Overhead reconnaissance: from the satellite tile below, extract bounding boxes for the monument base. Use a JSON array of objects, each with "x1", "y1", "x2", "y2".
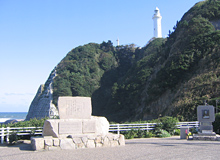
[
  {"x1": 193, "y1": 133, "x2": 220, "y2": 141},
  {"x1": 42, "y1": 116, "x2": 109, "y2": 138},
  {"x1": 31, "y1": 133, "x2": 125, "y2": 151}
]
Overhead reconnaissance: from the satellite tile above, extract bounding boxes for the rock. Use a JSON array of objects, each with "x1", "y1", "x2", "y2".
[
  {"x1": 96, "y1": 143, "x2": 103, "y2": 148},
  {"x1": 95, "y1": 136, "x2": 102, "y2": 143},
  {"x1": 60, "y1": 139, "x2": 75, "y2": 149},
  {"x1": 103, "y1": 137, "x2": 110, "y2": 147},
  {"x1": 119, "y1": 135, "x2": 125, "y2": 146},
  {"x1": 82, "y1": 137, "x2": 88, "y2": 145},
  {"x1": 113, "y1": 134, "x2": 119, "y2": 140},
  {"x1": 76, "y1": 143, "x2": 86, "y2": 149},
  {"x1": 110, "y1": 140, "x2": 119, "y2": 147},
  {"x1": 87, "y1": 135, "x2": 96, "y2": 140},
  {"x1": 92, "y1": 116, "x2": 109, "y2": 135},
  {"x1": 42, "y1": 119, "x2": 59, "y2": 138},
  {"x1": 44, "y1": 137, "x2": 53, "y2": 146},
  {"x1": 53, "y1": 138, "x2": 60, "y2": 146},
  {"x1": 26, "y1": 70, "x2": 58, "y2": 120},
  {"x1": 86, "y1": 140, "x2": 95, "y2": 148},
  {"x1": 72, "y1": 137, "x2": 82, "y2": 144},
  {"x1": 31, "y1": 137, "x2": 44, "y2": 151}
]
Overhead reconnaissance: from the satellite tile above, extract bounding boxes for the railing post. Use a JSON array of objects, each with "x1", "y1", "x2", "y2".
[
  {"x1": 1, "y1": 127, "x2": 4, "y2": 144},
  {"x1": 117, "y1": 124, "x2": 120, "y2": 135},
  {"x1": 6, "y1": 127, "x2": 10, "y2": 143},
  {"x1": 147, "y1": 123, "x2": 149, "y2": 132}
]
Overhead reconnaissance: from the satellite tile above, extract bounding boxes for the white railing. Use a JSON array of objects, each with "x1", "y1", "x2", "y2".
[
  {"x1": 0, "y1": 127, "x2": 43, "y2": 144},
  {"x1": 109, "y1": 121, "x2": 199, "y2": 135},
  {"x1": 109, "y1": 123, "x2": 157, "y2": 135},
  {"x1": 176, "y1": 121, "x2": 199, "y2": 129},
  {"x1": 0, "y1": 121, "x2": 199, "y2": 144}
]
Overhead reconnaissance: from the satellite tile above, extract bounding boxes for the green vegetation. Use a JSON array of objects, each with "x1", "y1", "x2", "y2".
[
  {"x1": 183, "y1": 0, "x2": 220, "y2": 21},
  {"x1": 153, "y1": 116, "x2": 179, "y2": 135},
  {"x1": 29, "y1": 0, "x2": 220, "y2": 122},
  {"x1": 2, "y1": 118, "x2": 47, "y2": 128},
  {"x1": 53, "y1": 42, "x2": 118, "y2": 106},
  {"x1": 121, "y1": 130, "x2": 155, "y2": 139},
  {"x1": 9, "y1": 132, "x2": 18, "y2": 144},
  {"x1": 213, "y1": 113, "x2": 220, "y2": 134},
  {"x1": 155, "y1": 129, "x2": 171, "y2": 138},
  {"x1": 119, "y1": 116, "x2": 179, "y2": 139}
]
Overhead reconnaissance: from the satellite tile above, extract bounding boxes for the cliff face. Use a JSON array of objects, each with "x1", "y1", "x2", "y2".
[
  {"x1": 26, "y1": 0, "x2": 220, "y2": 122},
  {"x1": 26, "y1": 70, "x2": 58, "y2": 120}
]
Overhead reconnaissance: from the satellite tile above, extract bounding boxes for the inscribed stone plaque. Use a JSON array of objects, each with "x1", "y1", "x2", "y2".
[
  {"x1": 202, "y1": 130, "x2": 212, "y2": 134},
  {"x1": 58, "y1": 97, "x2": 92, "y2": 119},
  {"x1": 197, "y1": 105, "x2": 215, "y2": 122},
  {"x1": 59, "y1": 121, "x2": 82, "y2": 134},
  {"x1": 82, "y1": 120, "x2": 96, "y2": 133}
]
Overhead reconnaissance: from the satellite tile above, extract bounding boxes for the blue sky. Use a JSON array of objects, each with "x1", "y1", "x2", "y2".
[{"x1": 0, "y1": 0, "x2": 202, "y2": 112}]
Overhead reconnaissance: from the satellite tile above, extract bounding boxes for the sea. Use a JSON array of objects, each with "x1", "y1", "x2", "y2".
[{"x1": 0, "y1": 112, "x2": 27, "y2": 123}]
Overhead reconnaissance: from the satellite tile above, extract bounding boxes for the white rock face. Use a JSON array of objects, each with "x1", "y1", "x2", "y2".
[{"x1": 26, "y1": 69, "x2": 59, "y2": 120}]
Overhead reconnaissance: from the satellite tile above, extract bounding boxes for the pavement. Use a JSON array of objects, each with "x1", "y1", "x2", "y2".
[{"x1": 0, "y1": 136, "x2": 220, "y2": 160}]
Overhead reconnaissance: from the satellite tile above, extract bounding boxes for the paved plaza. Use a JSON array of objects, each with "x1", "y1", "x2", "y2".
[{"x1": 1, "y1": 136, "x2": 220, "y2": 160}]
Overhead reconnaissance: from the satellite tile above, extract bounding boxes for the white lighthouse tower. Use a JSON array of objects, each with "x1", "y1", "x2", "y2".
[{"x1": 152, "y1": 7, "x2": 162, "y2": 38}]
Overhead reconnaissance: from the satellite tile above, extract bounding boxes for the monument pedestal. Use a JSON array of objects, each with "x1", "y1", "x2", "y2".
[
  {"x1": 31, "y1": 133, "x2": 125, "y2": 151},
  {"x1": 193, "y1": 133, "x2": 217, "y2": 141}
]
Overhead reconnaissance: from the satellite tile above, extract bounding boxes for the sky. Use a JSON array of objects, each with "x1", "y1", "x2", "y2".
[{"x1": 0, "y1": 0, "x2": 202, "y2": 112}]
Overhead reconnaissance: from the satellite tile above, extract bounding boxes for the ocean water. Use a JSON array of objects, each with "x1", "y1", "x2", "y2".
[{"x1": 0, "y1": 112, "x2": 27, "y2": 123}]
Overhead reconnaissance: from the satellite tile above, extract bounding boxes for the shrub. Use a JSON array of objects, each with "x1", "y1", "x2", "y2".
[
  {"x1": 155, "y1": 129, "x2": 171, "y2": 138},
  {"x1": 213, "y1": 113, "x2": 220, "y2": 134},
  {"x1": 174, "y1": 129, "x2": 180, "y2": 135},
  {"x1": 121, "y1": 129, "x2": 155, "y2": 139},
  {"x1": 7, "y1": 117, "x2": 48, "y2": 128},
  {"x1": 136, "y1": 129, "x2": 146, "y2": 138},
  {"x1": 144, "y1": 131, "x2": 155, "y2": 138},
  {"x1": 122, "y1": 129, "x2": 138, "y2": 139},
  {"x1": 157, "y1": 116, "x2": 179, "y2": 135},
  {"x1": 189, "y1": 127, "x2": 198, "y2": 134},
  {"x1": 9, "y1": 132, "x2": 18, "y2": 144}
]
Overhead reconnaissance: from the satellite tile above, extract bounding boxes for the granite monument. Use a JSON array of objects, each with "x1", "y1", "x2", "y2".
[{"x1": 31, "y1": 96, "x2": 125, "y2": 150}]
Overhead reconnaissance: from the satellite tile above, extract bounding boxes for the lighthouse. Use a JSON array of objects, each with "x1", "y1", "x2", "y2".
[{"x1": 152, "y1": 7, "x2": 162, "y2": 38}]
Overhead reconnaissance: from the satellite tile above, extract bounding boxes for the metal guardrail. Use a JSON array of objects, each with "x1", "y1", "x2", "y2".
[{"x1": 0, "y1": 121, "x2": 199, "y2": 144}]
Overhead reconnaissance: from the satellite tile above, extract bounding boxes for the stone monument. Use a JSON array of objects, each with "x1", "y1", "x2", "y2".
[
  {"x1": 31, "y1": 96, "x2": 125, "y2": 150},
  {"x1": 193, "y1": 105, "x2": 220, "y2": 141}
]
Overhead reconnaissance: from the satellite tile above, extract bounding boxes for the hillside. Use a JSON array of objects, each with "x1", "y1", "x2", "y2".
[{"x1": 26, "y1": 0, "x2": 220, "y2": 122}]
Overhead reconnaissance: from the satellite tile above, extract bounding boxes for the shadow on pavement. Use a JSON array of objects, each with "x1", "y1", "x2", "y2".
[{"x1": 0, "y1": 141, "x2": 33, "y2": 151}]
